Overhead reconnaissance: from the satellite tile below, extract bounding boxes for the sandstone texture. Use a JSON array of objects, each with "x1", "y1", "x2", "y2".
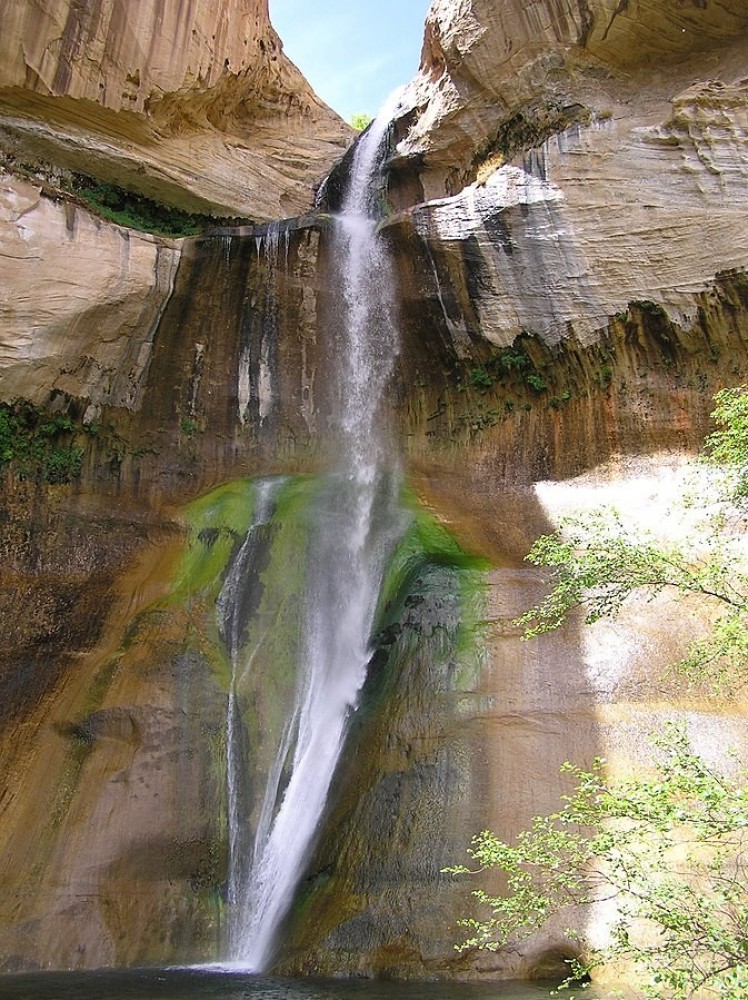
[
  {"x1": 395, "y1": 0, "x2": 748, "y2": 200},
  {"x1": 0, "y1": 173, "x2": 180, "y2": 408},
  {"x1": 0, "y1": 0, "x2": 352, "y2": 221},
  {"x1": 1, "y1": 208, "x2": 748, "y2": 976},
  {"x1": 373, "y1": 0, "x2": 748, "y2": 351}
]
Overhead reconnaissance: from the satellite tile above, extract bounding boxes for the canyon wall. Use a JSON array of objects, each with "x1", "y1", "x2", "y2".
[
  {"x1": 1, "y1": 0, "x2": 748, "y2": 984},
  {"x1": 0, "y1": 0, "x2": 351, "y2": 220}
]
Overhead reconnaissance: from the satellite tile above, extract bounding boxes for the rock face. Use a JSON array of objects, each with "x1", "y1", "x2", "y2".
[
  {"x1": 1, "y1": 0, "x2": 748, "y2": 986},
  {"x1": 0, "y1": 0, "x2": 352, "y2": 220},
  {"x1": 0, "y1": 173, "x2": 180, "y2": 408},
  {"x1": 393, "y1": 0, "x2": 748, "y2": 202}
]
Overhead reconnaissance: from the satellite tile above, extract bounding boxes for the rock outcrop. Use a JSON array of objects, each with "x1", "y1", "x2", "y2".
[
  {"x1": 0, "y1": 0, "x2": 352, "y2": 221},
  {"x1": 393, "y1": 0, "x2": 748, "y2": 201},
  {"x1": 0, "y1": 173, "x2": 181, "y2": 408}
]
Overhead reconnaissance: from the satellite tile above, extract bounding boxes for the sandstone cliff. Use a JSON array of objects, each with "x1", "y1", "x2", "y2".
[
  {"x1": 0, "y1": 0, "x2": 352, "y2": 221},
  {"x1": 395, "y1": 0, "x2": 748, "y2": 200},
  {"x1": 1, "y1": 0, "x2": 748, "y2": 986}
]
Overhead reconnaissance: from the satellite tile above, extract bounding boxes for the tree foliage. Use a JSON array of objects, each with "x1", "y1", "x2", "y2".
[
  {"x1": 350, "y1": 113, "x2": 373, "y2": 132},
  {"x1": 449, "y1": 727, "x2": 748, "y2": 998},
  {"x1": 705, "y1": 386, "x2": 748, "y2": 505},
  {"x1": 448, "y1": 388, "x2": 748, "y2": 998},
  {"x1": 515, "y1": 386, "x2": 748, "y2": 696}
]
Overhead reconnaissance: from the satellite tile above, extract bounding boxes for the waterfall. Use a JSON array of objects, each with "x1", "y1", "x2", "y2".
[
  {"x1": 217, "y1": 476, "x2": 286, "y2": 942},
  {"x1": 223, "y1": 97, "x2": 404, "y2": 970}
]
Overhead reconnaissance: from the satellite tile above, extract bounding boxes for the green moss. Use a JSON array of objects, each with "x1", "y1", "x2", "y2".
[
  {"x1": 168, "y1": 480, "x2": 258, "y2": 604},
  {"x1": 374, "y1": 489, "x2": 490, "y2": 682},
  {"x1": 161, "y1": 476, "x2": 318, "y2": 787},
  {"x1": 69, "y1": 175, "x2": 246, "y2": 238},
  {"x1": 378, "y1": 495, "x2": 487, "y2": 609},
  {"x1": 45, "y1": 656, "x2": 124, "y2": 838},
  {"x1": 233, "y1": 476, "x2": 320, "y2": 748},
  {"x1": 81, "y1": 657, "x2": 121, "y2": 718},
  {"x1": 48, "y1": 733, "x2": 92, "y2": 830},
  {"x1": 159, "y1": 477, "x2": 491, "y2": 855}
]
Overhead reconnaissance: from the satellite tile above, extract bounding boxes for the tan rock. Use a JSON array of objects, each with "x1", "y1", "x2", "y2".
[
  {"x1": 377, "y1": 0, "x2": 748, "y2": 364},
  {"x1": 396, "y1": 0, "x2": 748, "y2": 200},
  {"x1": 2, "y1": 0, "x2": 748, "y2": 983},
  {"x1": 0, "y1": 172, "x2": 180, "y2": 408},
  {"x1": 0, "y1": 0, "x2": 353, "y2": 220},
  {"x1": 388, "y1": 74, "x2": 748, "y2": 350}
]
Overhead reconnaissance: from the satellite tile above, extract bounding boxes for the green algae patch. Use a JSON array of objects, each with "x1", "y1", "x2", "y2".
[
  {"x1": 379, "y1": 490, "x2": 491, "y2": 599},
  {"x1": 373, "y1": 489, "x2": 492, "y2": 690},
  {"x1": 159, "y1": 474, "x2": 320, "y2": 831},
  {"x1": 228, "y1": 475, "x2": 321, "y2": 791},
  {"x1": 167, "y1": 479, "x2": 257, "y2": 605}
]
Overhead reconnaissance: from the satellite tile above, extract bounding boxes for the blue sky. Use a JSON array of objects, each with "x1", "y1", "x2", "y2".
[{"x1": 269, "y1": 0, "x2": 431, "y2": 123}]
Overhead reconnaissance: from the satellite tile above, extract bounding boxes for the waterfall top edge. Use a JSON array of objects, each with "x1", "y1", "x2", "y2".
[{"x1": 190, "y1": 212, "x2": 334, "y2": 243}]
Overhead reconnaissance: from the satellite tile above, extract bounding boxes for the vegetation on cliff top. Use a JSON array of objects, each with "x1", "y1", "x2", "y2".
[
  {"x1": 350, "y1": 114, "x2": 374, "y2": 132},
  {"x1": 449, "y1": 387, "x2": 748, "y2": 999}
]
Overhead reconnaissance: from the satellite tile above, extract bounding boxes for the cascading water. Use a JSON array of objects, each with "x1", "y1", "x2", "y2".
[
  {"x1": 222, "y1": 98, "x2": 405, "y2": 970},
  {"x1": 217, "y1": 476, "x2": 287, "y2": 944}
]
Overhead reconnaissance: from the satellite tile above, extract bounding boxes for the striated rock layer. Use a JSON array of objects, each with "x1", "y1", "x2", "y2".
[
  {"x1": 0, "y1": 0, "x2": 352, "y2": 221},
  {"x1": 0, "y1": 174, "x2": 181, "y2": 408},
  {"x1": 1, "y1": 0, "x2": 748, "y2": 985},
  {"x1": 393, "y1": 0, "x2": 748, "y2": 202}
]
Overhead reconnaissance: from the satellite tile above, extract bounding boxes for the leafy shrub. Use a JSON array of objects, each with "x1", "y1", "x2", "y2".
[
  {"x1": 0, "y1": 399, "x2": 84, "y2": 483},
  {"x1": 469, "y1": 367, "x2": 493, "y2": 389},
  {"x1": 497, "y1": 349, "x2": 530, "y2": 373},
  {"x1": 526, "y1": 373, "x2": 548, "y2": 392},
  {"x1": 45, "y1": 446, "x2": 84, "y2": 484}
]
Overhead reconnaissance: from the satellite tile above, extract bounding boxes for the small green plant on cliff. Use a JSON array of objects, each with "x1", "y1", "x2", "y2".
[
  {"x1": 447, "y1": 387, "x2": 748, "y2": 998},
  {"x1": 469, "y1": 367, "x2": 494, "y2": 389},
  {"x1": 525, "y1": 372, "x2": 548, "y2": 392},
  {"x1": 496, "y1": 347, "x2": 531, "y2": 374},
  {"x1": 0, "y1": 400, "x2": 84, "y2": 483},
  {"x1": 181, "y1": 416, "x2": 199, "y2": 437}
]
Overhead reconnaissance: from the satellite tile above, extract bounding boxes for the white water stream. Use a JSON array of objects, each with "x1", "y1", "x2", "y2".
[{"x1": 220, "y1": 98, "x2": 404, "y2": 970}]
